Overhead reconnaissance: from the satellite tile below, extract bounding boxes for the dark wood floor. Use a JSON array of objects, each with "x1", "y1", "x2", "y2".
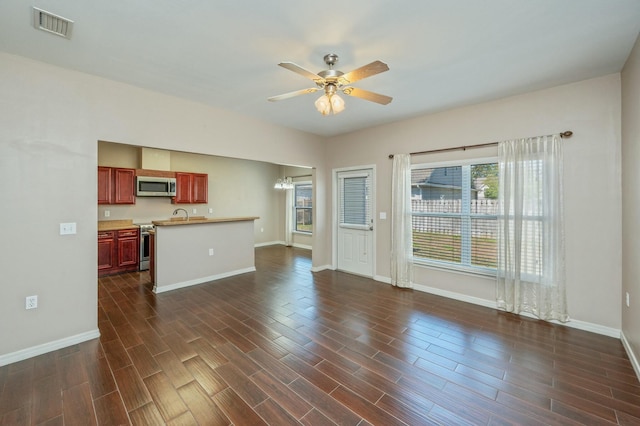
[{"x1": 1, "y1": 245, "x2": 640, "y2": 425}]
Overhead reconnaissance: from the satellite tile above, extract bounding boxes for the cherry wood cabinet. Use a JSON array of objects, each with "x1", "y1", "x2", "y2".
[
  {"x1": 117, "y1": 229, "x2": 139, "y2": 268},
  {"x1": 97, "y1": 231, "x2": 115, "y2": 272},
  {"x1": 98, "y1": 228, "x2": 139, "y2": 277},
  {"x1": 174, "y1": 172, "x2": 208, "y2": 204},
  {"x1": 97, "y1": 167, "x2": 112, "y2": 205},
  {"x1": 98, "y1": 167, "x2": 136, "y2": 205},
  {"x1": 192, "y1": 173, "x2": 208, "y2": 203},
  {"x1": 113, "y1": 168, "x2": 136, "y2": 204},
  {"x1": 174, "y1": 172, "x2": 193, "y2": 204}
]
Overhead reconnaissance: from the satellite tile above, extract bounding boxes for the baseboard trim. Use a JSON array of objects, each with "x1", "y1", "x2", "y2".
[
  {"x1": 621, "y1": 331, "x2": 640, "y2": 381},
  {"x1": 374, "y1": 275, "x2": 392, "y2": 284},
  {"x1": 154, "y1": 267, "x2": 256, "y2": 294},
  {"x1": 292, "y1": 243, "x2": 312, "y2": 250},
  {"x1": 311, "y1": 265, "x2": 333, "y2": 273},
  {"x1": 0, "y1": 329, "x2": 100, "y2": 367},
  {"x1": 377, "y1": 278, "x2": 622, "y2": 338},
  {"x1": 254, "y1": 241, "x2": 283, "y2": 248}
]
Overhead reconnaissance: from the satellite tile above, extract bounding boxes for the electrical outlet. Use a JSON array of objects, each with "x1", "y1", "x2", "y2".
[
  {"x1": 208, "y1": 208, "x2": 213, "y2": 214},
  {"x1": 626, "y1": 292, "x2": 630, "y2": 307},
  {"x1": 104, "y1": 210, "x2": 110, "y2": 217},
  {"x1": 260, "y1": 228, "x2": 264, "y2": 233},
  {"x1": 192, "y1": 208, "x2": 197, "y2": 214},
  {"x1": 26, "y1": 295, "x2": 38, "y2": 310},
  {"x1": 208, "y1": 248, "x2": 214, "y2": 256}
]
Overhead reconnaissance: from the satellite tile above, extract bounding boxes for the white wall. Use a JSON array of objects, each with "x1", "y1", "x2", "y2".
[
  {"x1": 0, "y1": 52, "x2": 326, "y2": 361},
  {"x1": 622, "y1": 33, "x2": 640, "y2": 369},
  {"x1": 325, "y1": 74, "x2": 622, "y2": 331}
]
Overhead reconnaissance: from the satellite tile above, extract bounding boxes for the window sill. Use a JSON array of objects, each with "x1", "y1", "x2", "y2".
[
  {"x1": 292, "y1": 231, "x2": 312, "y2": 236},
  {"x1": 413, "y1": 259, "x2": 496, "y2": 279}
]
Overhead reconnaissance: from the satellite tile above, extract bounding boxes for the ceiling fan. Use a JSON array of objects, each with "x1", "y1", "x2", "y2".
[{"x1": 268, "y1": 53, "x2": 392, "y2": 116}]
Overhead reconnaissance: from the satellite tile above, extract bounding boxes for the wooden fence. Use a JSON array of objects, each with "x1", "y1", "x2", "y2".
[{"x1": 412, "y1": 199, "x2": 498, "y2": 238}]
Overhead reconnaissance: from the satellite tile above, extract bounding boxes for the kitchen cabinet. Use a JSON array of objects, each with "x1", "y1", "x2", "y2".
[
  {"x1": 192, "y1": 173, "x2": 208, "y2": 203},
  {"x1": 97, "y1": 166, "x2": 136, "y2": 205},
  {"x1": 174, "y1": 172, "x2": 208, "y2": 204},
  {"x1": 98, "y1": 227, "x2": 139, "y2": 276},
  {"x1": 117, "y1": 229, "x2": 139, "y2": 268},
  {"x1": 97, "y1": 231, "x2": 115, "y2": 272},
  {"x1": 114, "y1": 168, "x2": 136, "y2": 204},
  {"x1": 97, "y1": 167, "x2": 112, "y2": 204}
]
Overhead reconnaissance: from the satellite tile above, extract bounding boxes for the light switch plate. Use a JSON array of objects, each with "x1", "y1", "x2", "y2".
[
  {"x1": 379, "y1": 212, "x2": 387, "y2": 220},
  {"x1": 59, "y1": 222, "x2": 77, "y2": 235}
]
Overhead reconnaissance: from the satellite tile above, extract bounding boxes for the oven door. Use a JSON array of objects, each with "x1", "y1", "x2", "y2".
[{"x1": 139, "y1": 231, "x2": 150, "y2": 271}]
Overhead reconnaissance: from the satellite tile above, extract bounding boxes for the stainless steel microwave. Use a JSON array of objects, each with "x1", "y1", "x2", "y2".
[{"x1": 136, "y1": 176, "x2": 176, "y2": 197}]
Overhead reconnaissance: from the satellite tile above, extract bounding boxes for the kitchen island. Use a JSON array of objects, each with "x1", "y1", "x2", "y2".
[{"x1": 151, "y1": 216, "x2": 259, "y2": 293}]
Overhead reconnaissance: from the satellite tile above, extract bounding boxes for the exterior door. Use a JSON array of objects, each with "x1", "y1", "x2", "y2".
[{"x1": 337, "y1": 169, "x2": 374, "y2": 277}]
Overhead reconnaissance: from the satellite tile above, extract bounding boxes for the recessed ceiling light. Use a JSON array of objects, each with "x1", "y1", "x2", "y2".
[{"x1": 32, "y1": 7, "x2": 74, "y2": 39}]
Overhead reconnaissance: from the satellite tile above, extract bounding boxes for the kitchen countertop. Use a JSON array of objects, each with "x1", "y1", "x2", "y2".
[
  {"x1": 98, "y1": 219, "x2": 139, "y2": 231},
  {"x1": 152, "y1": 216, "x2": 259, "y2": 226}
]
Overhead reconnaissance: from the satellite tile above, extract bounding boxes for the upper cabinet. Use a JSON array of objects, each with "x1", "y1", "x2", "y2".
[
  {"x1": 175, "y1": 172, "x2": 208, "y2": 204},
  {"x1": 97, "y1": 167, "x2": 112, "y2": 204},
  {"x1": 98, "y1": 166, "x2": 207, "y2": 205},
  {"x1": 192, "y1": 173, "x2": 208, "y2": 204},
  {"x1": 98, "y1": 167, "x2": 136, "y2": 205},
  {"x1": 114, "y1": 168, "x2": 136, "y2": 204}
]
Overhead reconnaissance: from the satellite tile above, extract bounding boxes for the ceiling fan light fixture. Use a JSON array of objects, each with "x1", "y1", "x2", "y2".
[
  {"x1": 270, "y1": 53, "x2": 391, "y2": 115},
  {"x1": 315, "y1": 94, "x2": 331, "y2": 115},
  {"x1": 315, "y1": 93, "x2": 345, "y2": 116},
  {"x1": 331, "y1": 94, "x2": 345, "y2": 114}
]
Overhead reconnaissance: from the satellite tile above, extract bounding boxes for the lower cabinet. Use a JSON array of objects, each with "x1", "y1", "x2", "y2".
[
  {"x1": 117, "y1": 229, "x2": 139, "y2": 268},
  {"x1": 98, "y1": 231, "x2": 115, "y2": 272},
  {"x1": 98, "y1": 228, "x2": 139, "y2": 277}
]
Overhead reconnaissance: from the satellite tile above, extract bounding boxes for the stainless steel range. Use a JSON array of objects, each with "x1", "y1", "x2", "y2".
[{"x1": 137, "y1": 223, "x2": 155, "y2": 271}]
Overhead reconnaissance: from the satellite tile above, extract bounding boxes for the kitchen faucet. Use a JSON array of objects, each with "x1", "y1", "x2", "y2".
[{"x1": 172, "y1": 208, "x2": 189, "y2": 221}]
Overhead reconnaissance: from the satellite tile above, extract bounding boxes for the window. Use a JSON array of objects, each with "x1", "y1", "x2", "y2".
[
  {"x1": 339, "y1": 173, "x2": 371, "y2": 228},
  {"x1": 294, "y1": 183, "x2": 312, "y2": 233},
  {"x1": 411, "y1": 160, "x2": 498, "y2": 274}
]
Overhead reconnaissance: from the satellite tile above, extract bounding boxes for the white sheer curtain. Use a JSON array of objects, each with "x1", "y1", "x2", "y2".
[
  {"x1": 496, "y1": 134, "x2": 568, "y2": 322},
  {"x1": 391, "y1": 154, "x2": 413, "y2": 288},
  {"x1": 284, "y1": 188, "x2": 293, "y2": 246}
]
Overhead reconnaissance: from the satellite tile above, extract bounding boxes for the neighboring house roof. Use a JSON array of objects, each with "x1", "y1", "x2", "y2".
[{"x1": 412, "y1": 167, "x2": 463, "y2": 190}]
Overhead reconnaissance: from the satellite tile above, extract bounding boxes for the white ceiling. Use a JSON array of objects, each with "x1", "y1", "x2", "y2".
[{"x1": 2, "y1": 1, "x2": 640, "y2": 137}]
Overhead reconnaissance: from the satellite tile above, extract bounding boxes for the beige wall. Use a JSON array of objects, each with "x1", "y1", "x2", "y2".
[
  {"x1": 98, "y1": 142, "x2": 284, "y2": 246},
  {"x1": 325, "y1": 74, "x2": 623, "y2": 330},
  {"x1": 154, "y1": 221, "x2": 255, "y2": 292},
  {"x1": 0, "y1": 48, "x2": 628, "y2": 362},
  {"x1": 622, "y1": 33, "x2": 640, "y2": 370},
  {"x1": 0, "y1": 52, "x2": 325, "y2": 360}
]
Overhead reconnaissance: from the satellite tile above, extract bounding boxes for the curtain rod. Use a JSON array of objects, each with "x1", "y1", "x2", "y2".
[
  {"x1": 388, "y1": 130, "x2": 573, "y2": 159},
  {"x1": 287, "y1": 174, "x2": 312, "y2": 179}
]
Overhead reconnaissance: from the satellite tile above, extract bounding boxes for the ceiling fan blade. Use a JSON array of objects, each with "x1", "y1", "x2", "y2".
[
  {"x1": 342, "y1": 87, "x2": 392, "y2": 105},
  {"x1": 268, "y1": 87, "x2": 320, "y2": 102},
  {"x1": 339, "y1": 60, "x2": 389, "y2": 85},
  {"x1": 278, "y1": 62, "x2": 324, "y2": 84}
]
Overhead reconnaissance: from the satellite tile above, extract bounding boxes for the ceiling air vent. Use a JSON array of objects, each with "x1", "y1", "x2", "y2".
[{"x1": 32, "y1": 7, "x2": 74, "y2": 39}]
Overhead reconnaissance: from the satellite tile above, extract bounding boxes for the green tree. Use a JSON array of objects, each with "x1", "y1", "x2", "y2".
[{"x1": 471, "y1": 163, "x2": 498, "y2": 199}]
